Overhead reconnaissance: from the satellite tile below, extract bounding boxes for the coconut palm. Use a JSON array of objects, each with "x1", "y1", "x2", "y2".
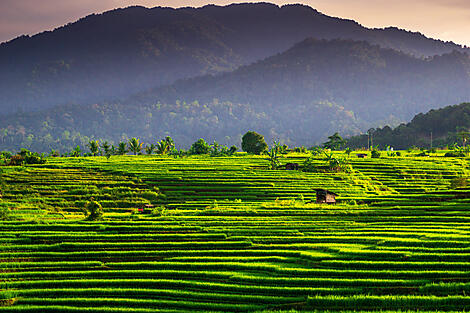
[
  {"x1": 128, "y1": 138, "x2": 143, "y2": 155},
  {"x1": 87, "y1": 140, "x2": 100, "y2": 156}
]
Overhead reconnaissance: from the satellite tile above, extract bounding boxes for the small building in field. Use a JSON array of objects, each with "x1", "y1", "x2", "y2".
[
  {"x1": 356, "y1": 153, "x2": 368, "y2": 158},
  {"x1": 315, "y1": 189, "x2": 338, "y2": 204},
  {"x1": 138, "y1": 204, "x2": 154, "y2": 213},
  {"x1": 285, "y1": 163, "x2": 300, "y2": 170}
]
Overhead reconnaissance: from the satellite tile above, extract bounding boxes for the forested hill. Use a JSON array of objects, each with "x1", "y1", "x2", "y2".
[
  {"x1": 1, "y1": 2, "x2": 468, "y2": 114},
  {"x1": 1, "y1": 39, "x2": 470, "y2": 153},
  {"x1": 346, "y1": 102, "x2": 470, "y2": 149},
  {"x1": 146, "y1": 38, "x2": 470, "y2": 124}
]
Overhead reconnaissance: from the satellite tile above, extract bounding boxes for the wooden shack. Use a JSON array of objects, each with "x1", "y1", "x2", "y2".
[
  {"x1": 315, "y1": 189, "x2": 338, "y2": 204},
  {"x1": 285, "y1": 163, "x2": 299, "y2": 170}
]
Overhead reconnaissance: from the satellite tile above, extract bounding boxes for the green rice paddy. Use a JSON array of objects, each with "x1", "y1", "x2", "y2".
[{"x1": 1, "y1": 152, "x2": 470, "y2": 312}]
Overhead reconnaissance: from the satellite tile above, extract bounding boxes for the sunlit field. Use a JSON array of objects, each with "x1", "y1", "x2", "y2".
[{"x1": 1, "y1": 151, "x2": 470, "y2": 312}]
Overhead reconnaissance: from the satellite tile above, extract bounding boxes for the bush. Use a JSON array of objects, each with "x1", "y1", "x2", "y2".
[
  {"x1": 7, "y1": 155, "x2": 24, "y2": 166},
  {"x1": 371, "y1": 150, "x2": 381, "y2": 158},
  {"x1": 450, "y1": 177, "x2": 468, "y2": 189},
  {"x1": 241, "y1": 131, "x2": 268, "y2": 155},
  {"x1": 445, "y1": 151, "x2": 466, "y2": 157},
  {"x1": 83, "y1": 198, "x2": 104, "y2": 221}
]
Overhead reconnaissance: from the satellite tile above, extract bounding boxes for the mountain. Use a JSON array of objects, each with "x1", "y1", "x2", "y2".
[
  {"x1": 346, "y1": 102, "x2": 470, "y2": 149},
  {"x1": 1, "y1": 38, "x2": 469, "y2": 153},
  {"x1": 147, "y1": 38, "x2": 470, "y2": 125},
  {"x1": 1, "y1": 2, "x2": 468, "y2": 114}
]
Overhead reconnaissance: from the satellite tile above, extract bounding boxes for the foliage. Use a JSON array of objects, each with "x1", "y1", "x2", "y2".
[
  {"x1": 241, "y1": 131, "x2": 268, "y2": 155},
  {"x1": 266, "y1": 141, "x2": 281, "y2": 170},
  {"x1": 450, "y1": 177, "x2": 468, "y2": 189},
  {"x1": 87, "y1": 140, "x2": 100, "y2": 156},
  {"x1": 323, "y1": 132, "x2": 346, "y2": 150},
  {"x1": 371, "y1": 150, "x2": 381, "y2": 158},
  {"x1": 145, "y1": 144, "x2": 156, "y2": 155},
  {"x1": 189, "y1": 138, "x2": 211, "y2": 155},
  {"x1": 70, "y1": 145, "x2": 81, "y2": 157},
  {"x1": 128, "y1": 138, "x2": 143, "y2": 155},
  {"x1": 8, "y1": 149, "x2": 47, "y2": 165},
  {"x1": 117, "y1": 142, "x2": 128, "y2": 155},
  {"x1": 83, "y1": 198, "x2": 104, "y2": 221},
  {"x1": 347, "y1": 103, "x2": 470, "y2": 150},
  {"x1": 101, "y1": 141, "x2": 112, "y2": 157}
]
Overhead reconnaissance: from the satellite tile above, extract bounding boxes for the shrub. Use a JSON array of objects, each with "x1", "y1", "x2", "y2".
[
  {"x1": 445, "y1": 151, "x2": 466, "y2": 157},
  {"x1": 83, "y1": 198, "x2": 104, "y2": 221},
  {"x1": 450, "y1": 177, "x2": 468, "y2": 189},
  {"x1": 7, "y1": 155, "x2": 24, "y2": 166},
  {"x1": 371, "y1": 150, "x2": 381, "y2": 158}
]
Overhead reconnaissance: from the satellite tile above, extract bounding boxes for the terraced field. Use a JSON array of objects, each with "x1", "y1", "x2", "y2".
[{"x1": 1, "y1": 152, "x2": 470, "y2": 312}]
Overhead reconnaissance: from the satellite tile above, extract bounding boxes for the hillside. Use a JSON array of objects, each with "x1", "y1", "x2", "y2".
[
  {"x1": 346, "y1": 102, "x2": 470, "y2": 149},
  {"x1": 1, "y1": 2, "x2": 468, "y2": 114},
  {"x1": 150, "y1": 38, "x2": 470, "y2": 124},
  {"x1": 1, "y1": 38, "x2": 470, "y2": 152}
]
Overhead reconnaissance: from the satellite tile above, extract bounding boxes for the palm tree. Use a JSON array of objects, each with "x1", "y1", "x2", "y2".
[
  {"x1": 117, "y1": 142, "x2": 128, "y2": 155},
  {"x1": 101, "y1": 141, "x2": 111, "y2": 156},
  {"x1": 128, "y1": 138, "x2": 143, "y2": 155},
  {"x1": 87, "y1": 140, "x2": 100, "y2": 156},
  {"x1": 156, "y1": 140, "x2": 169, "y2": 155}
]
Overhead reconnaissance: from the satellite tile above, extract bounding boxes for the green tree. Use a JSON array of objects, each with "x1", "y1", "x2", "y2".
[
  {"x1": 241, "y1": 131, "x2": 268, "y2": 155},
  {"x1": 189, "y1": 138, "x2": 211, "y2": 155},
  {"x1": 323, "y1": 132, "x2": 346, "y2": 150},
  {"x1": 156, "y1": 136, "x2": 175, "y2": 155},
  {"x1": 128, "y1": 138, "x2": 143, "y2": 155},
  {"x1": 87, "y1": 140, "x2": 100, "y2": 156},
  {"x1": 117, "y1": 142, "x2": 128, "y2": 155},
  {"x1": 101, "y1": 141, "x2": 111, "y2": 156}
]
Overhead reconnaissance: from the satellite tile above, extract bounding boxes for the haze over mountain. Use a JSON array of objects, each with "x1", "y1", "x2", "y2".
[
  {"x1": 1, "y1": 3, "x2": 468, "y2": 115},
  {"x1": 2, "y1": 37, "x2": 470, "y2": 152}
]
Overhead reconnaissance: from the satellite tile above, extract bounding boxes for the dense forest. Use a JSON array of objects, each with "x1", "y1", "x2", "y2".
[
  {"x1": 1, "y1": 3, "x2": 468, "y2": 114},
  {"x1": 346, "y1": 102, "x2": 470, "y2": 149}
]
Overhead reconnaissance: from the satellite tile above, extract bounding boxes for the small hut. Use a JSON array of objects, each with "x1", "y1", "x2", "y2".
[
  {"x1": 315, "y1": 189, "x2": 338, "y2": 204},
  {"x1": 356, "y1": 153, "x2": 368, "y2": 158},
  {"x1": 285, "y1": 163, "x2": 300, "y2": 170},
  {"x1": 138, "y1": 204, "x2": 154, "y2": 213}
]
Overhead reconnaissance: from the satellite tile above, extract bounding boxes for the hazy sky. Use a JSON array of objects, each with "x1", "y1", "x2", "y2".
[{"x1": 1, "y1": 0, "x2": 470, "y2": 46}]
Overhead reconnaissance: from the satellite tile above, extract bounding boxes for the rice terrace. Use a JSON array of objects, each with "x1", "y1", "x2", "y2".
[
  {"x1": 2, "y1": 1, "x2": 470, "y2": 312},
  {"x1": 2, "y1": 143, "x2": 470, "y2": 312}
]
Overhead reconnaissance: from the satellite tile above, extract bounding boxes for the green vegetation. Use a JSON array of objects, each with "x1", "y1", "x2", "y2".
[
  {"x1": 347, "y1": 102, "x2": 470, "y2": 149},
  {"x1": 242, "y1": 131, "x2": 268, "y2": 155},
  {"x1": 1, "y1": 149, "x2": 470, "y2": 312}
]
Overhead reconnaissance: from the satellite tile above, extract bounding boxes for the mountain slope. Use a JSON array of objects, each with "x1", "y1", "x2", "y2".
[
  {"x1": 346, "y1": 102, "x2": 470, "y2": 149},
  {"x1": 147, "y1": 38, "x2": 470, "y2": 124},
  {"x1": 1, "y1": 2, "x2": 468, "y2": 114},
  {"x1": 2, "y1": 38, "x2": 469, "y2": 152}
]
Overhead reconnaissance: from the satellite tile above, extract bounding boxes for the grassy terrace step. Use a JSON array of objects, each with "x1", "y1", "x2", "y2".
[{"x1": 1, "y1": 153, "x2": 470, "y2": 311}]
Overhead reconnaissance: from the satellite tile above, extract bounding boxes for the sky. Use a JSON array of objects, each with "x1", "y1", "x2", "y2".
[{"x1": 1, "y1": 0, "x2": 470, "y2": 46}]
